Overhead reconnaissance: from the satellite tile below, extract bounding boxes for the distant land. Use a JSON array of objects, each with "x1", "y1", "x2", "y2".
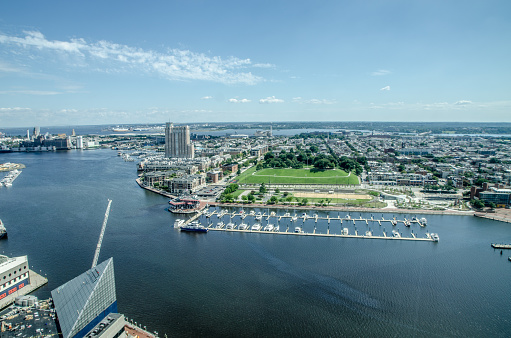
[{"x1": 2, "y1": 121, "x2": 511, "y2": 136}]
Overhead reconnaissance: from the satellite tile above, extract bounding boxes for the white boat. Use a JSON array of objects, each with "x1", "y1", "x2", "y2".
[
  {"x1": 342, "y1": 228, "x2": 349, "y2": 235},
  {"x1": 420, "y1": 217, "x2": 427, "y2": 225},
  {"x1": 392, "y1": 230, "x2": 401, "y2": 238},
  {"x1": 365, "y1": 230, "x2": 372, "y2": 237},
  {"x1": 284, "y1": 213, "x2": 291, "y2": 217},
  {"x1": 174, "y1": 219, "x2": 185, "y2": 228},
  {"x1": 391, "y1": 220, "x2": 397, "y2": 226},
  {"x1": 291, "y1": 216, "x2": 298, "y2": 222},
  {"x1": 302, "y1": 213, "x2": 309, "y2": 218},
  {"x1": 249, "y1": 210, "x2": 255, "y2": 215},
  {"x1": 238, "y1": 223, "x2": 248, "y2": 230},
  {"x1": 346, "y1": 214, "x2": 351, "y2": 220},
  {"x1": 294, "y1": 226, "x2": 303, "y2": 233},
  {"x1": 270, "y1": 211, "x2": 276, "y2": 216},
  {"x1": 255, "y1": 212, "x2": 262, "y2": 220},
  {"x1": 226, "y1": 222, "x2": 235, "y2": 230},
  {"x1": 273, "y1": 225, "x2": 279, "y2": 232},
  {"x1": 263, "y1": 224, "x2": 274, "y2": 231},
  {"x1": 431, "y1": 233, "x2": 439, "y2": 242},
  {"x1": 251, "y1": 223, "x2": 262, "y2": 231},
  {"x1": 216, "y1": 222, "x2": 224, "y2": 229}
]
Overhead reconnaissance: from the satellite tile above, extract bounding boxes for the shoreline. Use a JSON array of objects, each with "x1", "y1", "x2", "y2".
[{"x1": 209, "y1": 202, "x2": 475, "y2": 216}]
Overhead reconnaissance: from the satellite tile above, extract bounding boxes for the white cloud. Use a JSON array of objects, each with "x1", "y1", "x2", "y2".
[
  {"x1": 380, "y1": 86, "x2": 391, "y2": 91},
  {"x1": 0, "y1": 30, "x2": 267, "y2": 85},
  {"x1": 454, "y1": 100, "x2": 472, "y2": 105},
  {"x1": 259, "y1": 96, "x2": 284, "y2": 104},
  {"x1": 201, "y1": 96, "x2": 213, "y2": 100},
  {"x1": 292, "y1": 97, "x2": 336, "y2": 104},
  {"x1": 253, "y1": 63, "x2": 276, "y2": 68},
  {"x1": 372, "y1": 69, "x2": 391, "y2": 76},
  {"x1": 0, "y1": 90, "x2": 62, "y2": 95},
  {"x1": 228, "y1": 98, "x2": 251, "y2": 103}
]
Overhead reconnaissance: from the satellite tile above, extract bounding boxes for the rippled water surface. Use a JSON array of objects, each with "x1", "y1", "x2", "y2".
[{"x1": 1, "y1": 149, "x2": 511, "y2": 337}]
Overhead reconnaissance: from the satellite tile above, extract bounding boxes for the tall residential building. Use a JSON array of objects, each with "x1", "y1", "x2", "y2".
[{"x1": 165, "y1": 122, "x2": 194, "y2": 159}]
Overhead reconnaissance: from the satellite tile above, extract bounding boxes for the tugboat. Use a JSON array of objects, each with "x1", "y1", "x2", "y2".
[{"x1": 0, "y1": 219, "x2": 7, "y2": 239}]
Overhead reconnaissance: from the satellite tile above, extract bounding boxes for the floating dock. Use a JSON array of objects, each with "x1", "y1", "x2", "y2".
[
  {"x1": 491, "y1": 243, "x2": 511, "y2": 249},
  {"x1": 178, "y1": 208, "x2": 436, "y2": 242}
]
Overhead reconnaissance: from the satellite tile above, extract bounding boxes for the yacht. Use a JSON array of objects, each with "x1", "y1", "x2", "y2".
[
  {"x1": 420, "y1": 217, "x2": 427, "y2": 226},
  {"x1": 251, "y1": 223, "x2": 262, "y2": 231},
  {"x1": 392, "y1": 230, "x2": 401, "y2": 238},
  {"x1": 226, "y1": 222, "x2": 235, "y2": 230},
  {"x1": 284, "y1": 213, "x2": 291, "y2": 217},
  {"x1": 0, "y1": 219, "x2": 7, "y2": 239},
  {"x1": 255, "y1": 212, "x2": 262, "y2": 220},
  {"x1": 180, "y1": 221, "x2": 208, "y2": 233},
  {"x1": 291, "y1": 215, "x2": 298, "y2": 222},
  {"x1": 302, "y1": 212, "x2": 309, "y2": 219},
  {"x1": 346, "y1": 214, "x2": 351, "y2": 220},
  {"x1": 249, "y1": 210, "x2": 255, "y2": 215},
  {"x1": 342, "y1": 228, "x2": 349, "y2": 235},
  {"x1": 238, "y1": 223, "x2": 248, "y2": 230},
  {"x1": 391, "y1": 220, "x2": 397, "y2": 226},
  {"x1": 273, "y1": 225, "x2": 280, "y2": 232},
  {"x1": 365, "y1": 230, "x2": 372, "y2": 237},
  {"x1": 216, "y1": 222, "x2": 224, "y2": 229},
  {"x1": 263, "y1": 224, "x2": 274, "y2": 231},
  {"x1": 270, "y1": 211, "x2": 276, "y2": 216},
  {"x1": 174, "y1": 219, "x2": 185, "y2": 228},
  {"x1": 294, "y1": 226, "x2": 303, "y2": 233},
  {"x1": 431, "y1": 233, "x2": 439, "y2": 242}
]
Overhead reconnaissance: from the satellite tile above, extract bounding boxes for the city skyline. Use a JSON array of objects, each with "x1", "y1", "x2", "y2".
[{"x1": 1, "y1": 1, "x2": 511, "y2": 127}]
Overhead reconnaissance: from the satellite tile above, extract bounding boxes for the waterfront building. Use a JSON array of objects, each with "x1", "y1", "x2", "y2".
[
  {"x1": 0, "y1": 255, "x2": 30, "y2": 302},
  {"x1": 167, "y1": 173, "x2": 206, "y2": 194},
  {"x1": 165, "y1": 123, "x2": 194, "y2": 159},
  {"x1": 51, "y1": 258, "x2": 120, "y2": 338}
]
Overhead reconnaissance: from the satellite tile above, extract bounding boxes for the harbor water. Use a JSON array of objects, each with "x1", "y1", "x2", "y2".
[{"x1": 1, "y1": 149, "x2": 511, "y2": 337}]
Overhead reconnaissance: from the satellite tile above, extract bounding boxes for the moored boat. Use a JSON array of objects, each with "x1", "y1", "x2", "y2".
[
  {"x1": 0, "y1": 219, "x2": 7, "y2": 239},
  {"x1": 251, "y1": 223, "x2": 262, "y2": 231},
  {"x1": 263, "y1": 224, "x2": 274, "y2": 231},
  {"x1": 431, "y1": 233, "x2": 439, "y2": 242},
  {"x1": 180, "y1": 221, "x2": 208, "y2": 233}
]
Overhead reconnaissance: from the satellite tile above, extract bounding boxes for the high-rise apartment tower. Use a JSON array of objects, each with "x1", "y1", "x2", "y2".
[{"x1": 165, "y1": 123, "x2": 194, "y2": 159}]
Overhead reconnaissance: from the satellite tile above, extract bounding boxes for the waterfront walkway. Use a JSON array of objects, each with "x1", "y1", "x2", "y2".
[{"x1": 135, "y1": 178, "x2": 177, "y2": 199}]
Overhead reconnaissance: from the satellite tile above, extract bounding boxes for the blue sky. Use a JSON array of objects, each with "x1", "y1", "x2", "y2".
[{"x1": 1, "y1": 1, "x2": 510, "y2": 127}]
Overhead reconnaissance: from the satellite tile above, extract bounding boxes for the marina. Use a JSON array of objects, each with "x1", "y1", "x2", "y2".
[
  {"x1": 0, "y1": 170, "x2": 21, "y2": 187},
  {"x1": 176, "y1": 208, "x2": 437, "y2": 242}
]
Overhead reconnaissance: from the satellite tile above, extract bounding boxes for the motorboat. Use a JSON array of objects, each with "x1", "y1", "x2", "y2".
[
  {"x1": 392, "y1": 230, "x2": 401, "y2": 238},
  {"x1": 342, "y1": 228, "x2": 349, "y2": 235},
  {"x1": 294, "y1": 226, "x2": 302, "y2": 233},
  {"x1": 226, "y1": 222, "x2": 235, "y2": 230},
  {"x1": 238, "y1": 223, "x2": 248, "y2": 230},
  {"x1": 216, "y1": 222, "x2": 224, "y2": 229},
  {"x1": 263, "y1": 224, "x2": 274, "y2": 231},
  {"x1": 251, "y1": 223, "x2": 262, "y2": 231},
  {"x1": 431, "y1": 233, "x2": 439, "y2": 242}
]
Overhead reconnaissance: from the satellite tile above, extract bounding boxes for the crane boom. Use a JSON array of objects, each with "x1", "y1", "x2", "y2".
[{"x1": 92, "y1": 199, "x2": 112, "y2": 269}]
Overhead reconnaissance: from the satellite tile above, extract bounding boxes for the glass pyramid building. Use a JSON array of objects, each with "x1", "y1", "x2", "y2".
[{"x1": 51, "y1": 258, "x2": 117, "y2": 338}]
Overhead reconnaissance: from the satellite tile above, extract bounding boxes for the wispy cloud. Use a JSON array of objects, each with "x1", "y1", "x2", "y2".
[
  {"x1": 0, "y1": 90, "x2": 62, "y2": 95},
  {"x1": 0, "y1": 30, "x2": 267, "y2": 85},
  {"x1": 292, "y1": 97, "x2": 336, "y2": 104},
  {"x1": 454, "y1": 100, "x2": 472, "y2": 105},
  {"x1": 253, "y1": 63, "x2": 276, "y2": 68},
  {"x1": 228, "y1": 98, "x2": 251, "y2": 103},
  {"x1": 372, "y1": 69, "x2": 391, "y2": 76},
  {"x1": 201, "y1": 96, "x2": 213, "y2": 100},
  {"x1": 380, "y1": 85, "x2": 391, "y2": 91},
  {"x1": 259, "y1": 96, "x2": 284, "y2": 104}
]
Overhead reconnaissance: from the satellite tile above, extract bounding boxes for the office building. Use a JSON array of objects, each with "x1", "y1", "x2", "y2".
[{"x1": 165, "y1": 123, "x2": 194, "y2": 159}]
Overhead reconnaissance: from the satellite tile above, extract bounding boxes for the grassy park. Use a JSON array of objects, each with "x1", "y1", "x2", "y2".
[{"x1": 237, "y1": 167, "x2": 359, "y2": 185}]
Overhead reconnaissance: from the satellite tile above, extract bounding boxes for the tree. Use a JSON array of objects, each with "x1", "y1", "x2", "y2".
[
  {"x1": 314, "y1": 158, "x2": 332, "y2": 170},
  {"x1": 248, "y1": 194, "x2": 255, "y2": 203},
  {"x1": 275, "y1": 188, "x2": 280, "y2": 194},
  {"x1": 241, "y1": 195, "x2": 248, "y2": 203},
  {"x1": 471, "y1": 199, "x2": 485, "y2": 209},
  {"x1": 237, "y1": 168, "x2": 241, "y2": 175},
  {"x1": 268, "y1": 196, "x2": 278, "y2": 204},
  {"x1": 259, "y1": 183, "x2": 267, "y2": 193}
]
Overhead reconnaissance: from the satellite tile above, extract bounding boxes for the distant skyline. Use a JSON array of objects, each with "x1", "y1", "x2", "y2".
[{"x1": 1, "y1": 1, "x2": 510, "y2": 127}]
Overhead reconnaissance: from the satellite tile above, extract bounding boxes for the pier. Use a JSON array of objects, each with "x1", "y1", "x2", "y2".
[
  {"x1": 178, "y1": 208, "x2": 436, "y2": 242},
  {"x1": 491, "y1": 243, "x2": 511, "y2": 249}
]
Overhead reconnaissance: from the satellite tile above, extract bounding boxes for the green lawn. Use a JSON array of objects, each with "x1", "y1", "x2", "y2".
[{"x1": 237, "y1": 167, "x2": 359, "y2": 185}]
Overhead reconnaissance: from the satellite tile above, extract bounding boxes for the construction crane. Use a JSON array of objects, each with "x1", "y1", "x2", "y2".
[{"x1": 92, "y1": 199, "x2": 112, "y2": 269}]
